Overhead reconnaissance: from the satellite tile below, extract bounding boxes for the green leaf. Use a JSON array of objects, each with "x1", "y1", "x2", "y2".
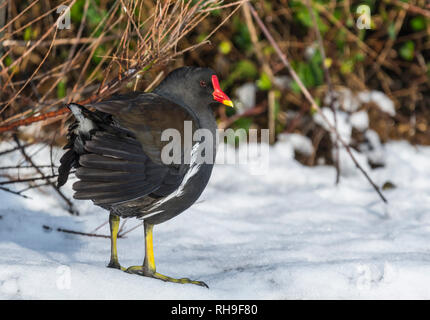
[
  {"x1": 290, "y1": 81, "x2": 301, "y2": 94},
  {"x1": 210, "y1": 9, "x2": 221, "y2": 17},
  {"x1": 340, "y1": 59, "x2": 355, "y2": 74},
  {"x1": 309, "y1": 50, "x2": 323, "y2": 86},
  {"x1": 23, "y1": 27, "x2": 32, "y2": 41},
  {"x1": 388, "y1": 23, "x2": 396, "y2": 40},
  {"x1": 399, "y1": 40, "x2": 415, "y2": 61},
  {"x1": 232, "y1": 17, "x2": 251, "y2": 51},
  {"x1": 235, "y1": 60, "x2": 258, "y2": 78},
  {"x1": 354, "y1": 53, "x2": 365, "y2": 62},
  {"x1": 410, "y1": 16, "x2": 426, "y2": 31},
  {"x1": 196, "y1": 33, "x2": 208, "y2": 43},
  {"x1": 290, "y1": 49, "x2": 324, "y2": 91},
  {"x1": 87, "y1": 6, "x2": 105, "y2": 27},
  {"x1": 71, "y1": 0, "x2": 85, "y2": 23},
  {"x1": 257, "y1": 72, "x2": 272, "y2": 91},
  {"x1": 295, "y1": 7, "x2": 328, "y2": 34},
  {"x1": 233, "y1": 117, "x2": 253, "y2": 132},
  {"x1": 336, "y1": 30, "x2": 347, "y2": 51},
  {"x1": 263, "y1": 45, "x2": 275, "y2": 57},
  {"x1": 4, "y1": 56, "x2": 12, "y2": 67},
  {"x1": 223, "y1": 60, "x2": 258, "y2": 88},
  {"x1": 218, "y1": 41, "x2": 232, "y2": 55},
  {"x1": 57, "y1": 80, "x2": 67, "y2": 99},
  {"x1": 92, "y1": 46, "x2": 106, "y2": 64}
]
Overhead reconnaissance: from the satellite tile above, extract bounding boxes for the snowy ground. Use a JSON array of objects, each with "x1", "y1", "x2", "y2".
[{"x1": 1, "y1": 139, "x2": 430, "y2": 299}]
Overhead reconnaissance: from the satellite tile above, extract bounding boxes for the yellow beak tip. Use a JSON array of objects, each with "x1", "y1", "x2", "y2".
[{"x1": 222, "y1": 100, "x2": 234, "y2": 108}]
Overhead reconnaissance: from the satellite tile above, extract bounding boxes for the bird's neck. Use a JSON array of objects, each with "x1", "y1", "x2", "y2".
[
  {"x1": 153, "y1": 86, "x2": 218, "y2": 159},
  {"x1": 155, "y1": 88, "x2": 216, "y2": 130}
]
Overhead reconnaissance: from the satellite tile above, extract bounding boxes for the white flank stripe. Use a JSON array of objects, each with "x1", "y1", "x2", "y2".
[{"x1": 141, "y1": 143, "x2": 202, "y2": 219}]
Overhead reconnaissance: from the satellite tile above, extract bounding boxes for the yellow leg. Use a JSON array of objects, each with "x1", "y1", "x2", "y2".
[
  {"x1": 143, "y1": 222, "x2": 156, "y2": 274},
  {"x1": 107, "y1": 213, "x2": 124, "y2": 270},
  {"x1": 125, "y1": 221, "x2": 208, "y2": 288}
]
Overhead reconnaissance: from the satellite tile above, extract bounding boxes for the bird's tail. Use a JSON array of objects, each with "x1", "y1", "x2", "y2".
[{"x1": 57, "y1": 104, "x2": 95, "y2": 188}]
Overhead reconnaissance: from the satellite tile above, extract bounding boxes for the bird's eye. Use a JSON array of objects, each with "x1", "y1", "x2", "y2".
[{"x1": 200, "y1": 80, "x2": 207, "y2": 88}]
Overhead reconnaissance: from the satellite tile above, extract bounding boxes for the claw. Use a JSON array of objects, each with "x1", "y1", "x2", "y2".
[{"x1": 107, "y1": 261, "x2": 125, "y2": 271}]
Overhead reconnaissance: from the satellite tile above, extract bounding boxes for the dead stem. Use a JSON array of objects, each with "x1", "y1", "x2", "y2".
[{"x1": 247, "y1": 2, "x2": 387, "y2": 204}]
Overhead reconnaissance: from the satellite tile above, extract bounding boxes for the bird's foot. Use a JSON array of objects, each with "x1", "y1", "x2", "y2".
[
  {"x1": 107, "y1": 260, "x2": 125, "y2": 271},
  {"x1": 124, "y1": 266, "x2": 208, "y2": 288}
]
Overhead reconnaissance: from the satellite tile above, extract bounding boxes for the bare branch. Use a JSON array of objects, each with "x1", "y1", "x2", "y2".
[{"x1": 247, "y1": 2, "x2": 387, "y2": 204}]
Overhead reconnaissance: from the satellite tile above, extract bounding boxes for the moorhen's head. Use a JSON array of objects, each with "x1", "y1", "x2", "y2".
[{"x1": 155, "y1": 66, "x2": 233, "y2": 111}]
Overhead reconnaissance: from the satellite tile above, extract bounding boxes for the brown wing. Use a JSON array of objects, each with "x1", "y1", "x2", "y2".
[
  {"x1": 59, "y1": 93, "x2": 201, "y2": 208},
  {"x1": 92, "y1": 93, "x2": 200, "y2": 168},
  {"x1": 72, "y1": 131, "x2": 165, "y2": 206}
]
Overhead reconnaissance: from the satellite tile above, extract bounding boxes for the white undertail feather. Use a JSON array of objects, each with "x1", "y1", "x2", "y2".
[{"x1": 69, "y1": 104, "x2": 95, "y2": 134}]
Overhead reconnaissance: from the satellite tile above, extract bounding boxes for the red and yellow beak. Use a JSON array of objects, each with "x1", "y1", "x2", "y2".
[{"x1": 212, "y1": 75, "x2": 234, "y2": 107}]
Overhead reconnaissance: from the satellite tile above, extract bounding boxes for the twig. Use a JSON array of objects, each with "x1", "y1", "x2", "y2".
[
  {"x1": 390, "y1": 0, "x2": 430, "y2": 18},
  {"x1": 242, "y1": 3, "x2": 276, "y2": 144},
  {"x1": 0, "y1": 142, "x2": 33, "y2": 156},
  {"x1": 313, "y1": 1, "x2": 400, "y2": 74},
  {"x1": 0, "y1": 26, "x2": 59, "y2": 116},
  {"x1": 0, "y1": 107, "x2": 70, "y2": 133},
  {"x1": 1, "y1": 36, "x2": 120, "y2": 47},
  {"x1": 0, "y1": 173, "x2": 60, "y2": 185},
  {"x1": 0, "y1": 165, "x2": 58, "y2": 170},
  {"x1": 12, "y1": 135, "x2": 79, "y2": 214},
  {"x1": 0, "y1": 185, "x2": 31, "y2": 199},
  {"x1": 0, "y1": 0, "x2": 6, "y2": 86},
  {"x1": 144, "y1": 71, "x2": 164, "y2": 92},
  {"x1": 118, "y1": 222, "x2": 142, "y2": 237},
  {"x1": 304, "y1": 0, "x2": 340, "y2": 184},
  {"x1": 89, "y1": 220, "x2": 109, "y2": 234},
  {"x1": 43, "y1": 225, "x2": 124, "y2": 239},
  {"x1": 218, "y1": 103, "x2": 267, "y2": 129},
  {"x1": 17, "y1": 181, "x2": 52, "y2": 193},
  {"x1": 247, "y1": 3, "x2": 387, "y2": 204},
  {"x1": 0, "y1": 0, "x2": 242, "y2": 133}
]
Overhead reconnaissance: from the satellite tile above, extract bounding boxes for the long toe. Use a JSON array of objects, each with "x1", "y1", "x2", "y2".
[
  {"x1": 153, "y1": 272, "x2": 209, "y2": 288},
  {"x1": 123, "y1": 266, "x2": 208, "y2": 288}
]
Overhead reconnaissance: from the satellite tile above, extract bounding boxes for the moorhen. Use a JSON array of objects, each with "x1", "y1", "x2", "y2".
[{"x1": 57, "y1": 67, "x2": 233, "y2": 288}]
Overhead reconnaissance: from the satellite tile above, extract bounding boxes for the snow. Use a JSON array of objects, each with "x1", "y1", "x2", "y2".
[
  {"x1": 278, "y1": 133, "x2": 313, "y2": 156},
  {"x1": 314, "y1": 107, "x2": 353, "y2": 146},
  {"x1": 323, "y1": 88, "x2": 396, "y2": 117},
  {"x1": 235, "y1": 83, "x2": 256, "y2": 112},
  {"x1": 361, "y1": 129, "x2": 385, "y2": 167},
  {"x1": 1, "y1": 139, "x2": 430, "y2": 299},
  {"x1": 358, "y1": 91, "x2": 396, "y2": 116},
  {"x1": 350, "y1": 111, "x2": 369, "y2": 132}
]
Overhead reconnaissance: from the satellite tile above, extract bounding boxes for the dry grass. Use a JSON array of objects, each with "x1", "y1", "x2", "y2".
[{"x1": 0, "y1": 0, "x2": 245, "y2": 136}]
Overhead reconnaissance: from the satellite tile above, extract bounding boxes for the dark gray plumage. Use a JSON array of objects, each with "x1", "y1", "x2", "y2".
[
  {"x1": 58, "y1": 67, "x2": 223, "y2": 225},
  {"x1": 57, "y1": 66, "x2": 233, "y2": 287}
]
